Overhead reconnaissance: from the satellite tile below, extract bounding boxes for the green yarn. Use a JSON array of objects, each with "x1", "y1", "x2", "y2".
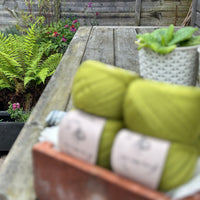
[
  {"x1": 123, "y1": 79, "x2": 200, "y2": 148},
  {"x1": 72, "y1": 60, "x2": 140, "y2": 120},
  {"x1": 159, "y1": 142, "x2": 198, "y2": 191},
  {"x1": 97, "y1": 119, "x2": 123, "y2": 169}
]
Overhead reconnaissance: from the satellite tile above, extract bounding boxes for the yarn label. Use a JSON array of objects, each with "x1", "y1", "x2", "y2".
[
  {"x1": 111, "y1": 129, "x2": 170, "y2": 189},
  {"x1": 58, "y1": 110, "x2": 106, "y2": 164}
]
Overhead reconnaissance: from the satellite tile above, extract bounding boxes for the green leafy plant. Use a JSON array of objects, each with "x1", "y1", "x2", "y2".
[
  {"x1": 0, "y1": 21, "x2": 63, "y2": 109},
  {"x1": 34, "y1": 16, "x2": 80, "y2": 55},
  {"x1": 7, "y1": 102, "x2": 30, "y2": 122},
  {"x1": 136, "y1": 24, "x2": 200, "y2": 54},
  {"x1": 2, "y1": 25, "x2": 22, "y2": 36},
  {"x1": 17, "y1": 15, "x2": 79, "y2": 55}
]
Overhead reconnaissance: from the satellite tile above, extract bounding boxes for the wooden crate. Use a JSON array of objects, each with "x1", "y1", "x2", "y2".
[{"x1": 32, "y1": 142, "x2": 200, "y2": 200}]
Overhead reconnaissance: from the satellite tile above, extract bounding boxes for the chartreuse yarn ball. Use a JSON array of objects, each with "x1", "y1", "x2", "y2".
[
  {"x1": 72, "y1": 60, "x2": 140, "y2": 119},
  {"x1": 123, "y1": 79, "x2": 200, "y2": 148},
  {"x1": 97, "y1": 119, "x2": 123, "y2": 169},
  {"x1": 159, "y1": 142, "x2": 198, "y2": 191}
]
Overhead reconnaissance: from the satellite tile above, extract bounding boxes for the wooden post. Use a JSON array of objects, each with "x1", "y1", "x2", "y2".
[
  {"x1": 191, "y1": 0, "x2": 197, "y2": 26},
  {"x1": 135, "y1": 0, "x2": 142, "y2": 26}
]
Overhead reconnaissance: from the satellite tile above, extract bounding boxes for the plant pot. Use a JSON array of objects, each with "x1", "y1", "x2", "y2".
[
  {"x1": 32, "y1": 142, "x2": 170, "y2": 200},
  {"x1": 0, "y1": 111, "x2": 14, "y2": 122},
  {"x1": 32, "y1": 142, "x2": 200, "y2": 200},
  {"x1": 0, "y1": 111, "x2": 24, "y2": 151},
  {"x1": 138, "y1": 45, "x2": 200, "y2": 86}
]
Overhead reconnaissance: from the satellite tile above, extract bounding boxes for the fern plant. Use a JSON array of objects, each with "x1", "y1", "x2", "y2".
[{"x1": 0, "y1": 22, "x2": 62, "y2": 110}]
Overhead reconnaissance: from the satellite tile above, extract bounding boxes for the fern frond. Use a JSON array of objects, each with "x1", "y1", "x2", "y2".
[
  {"x1": 0, "y1": 51, "x2": 23, "y2": 80},
  {"x1": 24, "y1": 53, "x2": 62, "y2": 86},
  {"x1": 0, "y1": 79, "x2": 13, "y2": 90},
  {"x1": 0, "y1": 32, "x2": 16, "y2": 57},
  {"x1": 24, "y1": 76, "x2": 35, "y2": 86},
  {"x1": 29, "y1": 44, "x2": 46, "y2": 69},
  {"x1": 36, "y1": 68, "x2": 49, "y2": 83},
  {"x1": 0, "y1": 72, "x2": 14, "y2": 90},
  {"x1": 40, "y1": 53, "x2": 63, "y2": 75}
]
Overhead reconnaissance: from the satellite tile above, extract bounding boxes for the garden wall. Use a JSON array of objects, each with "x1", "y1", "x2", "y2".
[{"x1": 0, "y1": 0, "x2": 192, "y2": 31}]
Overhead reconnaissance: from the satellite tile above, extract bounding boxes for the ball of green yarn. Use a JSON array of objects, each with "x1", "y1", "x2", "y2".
[
  {"x1": 97, "y1": 119, "x2": 123, "y2": 169},
  {"x1": 159, "y1": 142, "x2": 198, "y2": 191},
  {"x1": 72, "y1": 60, "x2": 140, "y2": 119},
  {"x1": 58, "y1": 110, "x2": 123, "y2": 169},
  {"x1": 123, "y1": 79, "x2": 200, "y2": 148}
]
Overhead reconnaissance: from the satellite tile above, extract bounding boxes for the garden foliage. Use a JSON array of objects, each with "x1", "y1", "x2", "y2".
[
  {"x1": 0, "y1": 2, "x2": 80, "y2": 111},
  {"x1": 34, "y1": 16, "x2": 80, "y2": 54},
  {"x1": 7, "y1": 102, "x2": 30, "y2": 122},
  {"x1": 0, "y1": 20, "x2": 62, "y2": 96}
]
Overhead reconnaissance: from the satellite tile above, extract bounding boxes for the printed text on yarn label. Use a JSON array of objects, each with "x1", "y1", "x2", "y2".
[
  {"x1": 111, "y1": 129, "x2": 170, "y2": 189},
  {"x1": 58, "y1": 110, "x2": 106, "y2": 164}
]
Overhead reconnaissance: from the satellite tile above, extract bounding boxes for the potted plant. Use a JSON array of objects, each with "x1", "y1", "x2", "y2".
[
  {"x1": 135, "y1": 24, "x2": 200, "y2": 86},
  {"x1": 0, "y1": 18, "x2": 63, "y2": 111},
  {"x1": 0, "y1": 102, "x2": 29, "y2": 152}
]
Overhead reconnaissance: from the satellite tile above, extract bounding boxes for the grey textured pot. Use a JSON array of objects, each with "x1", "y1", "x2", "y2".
[{"x1": 139, "y1": 45, "x2": 200, "y2": 86}]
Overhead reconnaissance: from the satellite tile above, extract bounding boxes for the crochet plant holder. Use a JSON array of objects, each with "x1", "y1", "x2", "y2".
[{"x1": 138, "y1": 45, "x2": 200, "y2": 86}]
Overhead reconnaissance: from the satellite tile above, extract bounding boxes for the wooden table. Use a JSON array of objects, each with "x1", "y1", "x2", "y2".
[{"x1": 0, "y1": 26, "x2": 198, "y2": 200}]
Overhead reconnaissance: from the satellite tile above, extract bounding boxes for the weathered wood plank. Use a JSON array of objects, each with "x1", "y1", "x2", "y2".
[
  {"x1": 135, "y1": 0, "x2": 142, "y2": 25},
  {"x1": 82, "y1": 26, "x2": 114, "y2": 65},
  {"x1": 191, "y1": 0, "x2": 197, "y2": 26},
  {"x1": 0, "y1": 26, "x2": 92, "y2": 200},
  {"x1": 140, "y1": 18, "x2": 184, "y2": 26},
  {"x1": 136, "y1": 26, "x2": 182, "y2": 35},
  {"x1": 136, "y1": 27, "x2": 157, "y2": 34},
  {"x1": 197, "y1": 0, "x2": 200, "y2": 12},
  {"x1": 195, "y1": 12, "x2": 200, "y2": 27},
  {"x1": 114, "y1": 28, "x2": 140, "y2": 73}
]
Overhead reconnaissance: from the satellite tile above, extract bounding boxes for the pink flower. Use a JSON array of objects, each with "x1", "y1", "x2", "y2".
[
  {"x1": 16, "y1": 102, "x2": 20, "y2": 109},
  {"x1": 12, "y1": 103, "x2": 16, "y2": 110},
  {"x1": 73, "y1": 19, "x2": 78, "y2": 24},
  {"x1": 12, "y1": 102, "x2": 20, "y2": 110},
  {"x1": 53, "y1": 31, "x2": 59, "y2": 37},
  {"x1": 70, "y1": 26, "x2": 77, "y2": 32},
  {"x1": 62, "y1": 37, "x2": 67, "y2": 42},
  {"x1": 88, "y1": 2, "x2": 92, "y2": 7},
  {"x1": 64, "y1": 24, "x2": 69, "y2": 28},
  {"x1": 70, "y1": 25, "x2": 77, "y2": 32}
]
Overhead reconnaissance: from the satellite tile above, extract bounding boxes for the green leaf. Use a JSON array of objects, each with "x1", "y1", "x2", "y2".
[
  {"x1": 136, "y1": 32, "x2": 176, "y2": 54},
  {"x1": 165, "y1": 24, "x2": 174, "y2": 44},
  {"x1": 0, "y1": 79, "x2": 12, "y2": 90},
  {"x1": 135, "y1": 25, "x2": 199, "y2": 54},
  {"x1": 179, "y1": 36, "x2": 200, "y2": 47},
  {"x1": 36, "y1": 68, "x2": 49, "y2": 83},
  {"x1": 169, "y1": 27, "x2": 199, "y2": 46},
  {"x1": 24, "y1": 76, "x2": 35, "y2": 86}
]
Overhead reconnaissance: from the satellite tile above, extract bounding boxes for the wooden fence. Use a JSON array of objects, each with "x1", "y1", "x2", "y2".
[
  {"x1": 191, "y1": 0, "x2": 200, "y2": 27},
  {"x1": 0, "y1": 0, "x2": 192, "y2": 30}
]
